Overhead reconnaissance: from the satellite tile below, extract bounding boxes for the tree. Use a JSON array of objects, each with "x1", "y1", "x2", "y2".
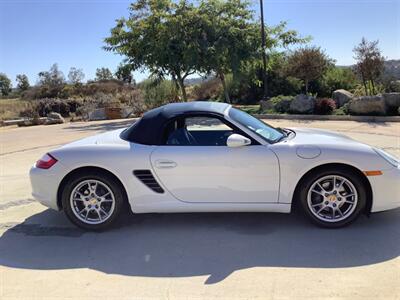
[
  {"x1": 0, "y1": 73, "x2": 12, "y2": 96},
  {"x1": 68, "y1": 67, "x2": 85, "y2": 85},
  {"x1": 196, "y1": 0, "x2": 257, "y2": 103},
  {"x1": 16, "y1": 74, "x2": 30, "y2": 91},
  {"x1": 37, "y1": 63, "x2": 66, "y2": 98},
  {"x1": 353, "y1": 38, "x2": 385, "y2": 95},
  {"x1": 115, "y1": 63, "x2": 134, "y2": 84},
  {"x1": 95, "y1": 67, "x2": 114, "y2": 81},
  {"x1": 287, "y1": 46, "x2": 334, "y2": 94},
  {"x1": 197, "y1": 0, "x2": 307, "y2": 103},
  {"x1": 38, "y1": 63, "x2": 65, "y2": 86},
  {"x1": 105, "y1": 0, "x2": 203, "y2": 101}
]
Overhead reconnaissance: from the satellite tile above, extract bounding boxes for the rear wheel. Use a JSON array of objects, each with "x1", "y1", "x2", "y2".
[
  {"x1": 61, "y1": 172, "x2": 125, "y2": 230},
  {"x1": 299, "y1": 167, "x2": 367, "y2": 228}
]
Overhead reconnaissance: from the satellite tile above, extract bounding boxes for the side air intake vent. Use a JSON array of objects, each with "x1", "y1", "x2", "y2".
[{"x1": 133, "y1": 170, "x2": 164, "y2": 193}]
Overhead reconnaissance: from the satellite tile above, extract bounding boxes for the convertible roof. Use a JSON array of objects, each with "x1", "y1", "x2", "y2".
[{"x1": 120, "y1": 102, "x2": 231, "y2": 145}]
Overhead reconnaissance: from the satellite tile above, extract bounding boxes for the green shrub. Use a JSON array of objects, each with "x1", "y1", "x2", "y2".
[
  {"x1": 268, "y1": 95, "x2": 294, "y2": 113},
  {"x1": 192, "y1": 78, "x2": 222, "y2": 100},
  {"x1": 314, "y1": 98, "x2": 336, "y2": 115},
  {"x1": 139, "y1": 78, "x2": 179, "y2": 108}
]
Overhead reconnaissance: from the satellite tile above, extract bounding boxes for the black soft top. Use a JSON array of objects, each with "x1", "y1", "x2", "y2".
[{"x1": 120, "y1": 102, "x2": 231, "y2": 145}]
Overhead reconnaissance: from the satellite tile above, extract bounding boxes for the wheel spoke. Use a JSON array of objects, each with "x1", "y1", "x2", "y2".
[
  {"x1": 311, "y1": 189, "x2": 325, "y2": 196},
  {"x1": 316, "y1": 182, "x2": 326, "y2": 192},
  {"x1": 336, "y1": 208, "x2": 343, "y2": 217},
  {"x1": 73, "y1": 198, "x2": 85, "y2": 202},
  {"x1": 100, "y1": 208, "x2": 108, "y2": 217},
  {"x1": 96, "y1": 210, "x2": 102, "y2": 221},
  {"x1": 317, "y1": 205, "x2": 326, "y2": 214}
]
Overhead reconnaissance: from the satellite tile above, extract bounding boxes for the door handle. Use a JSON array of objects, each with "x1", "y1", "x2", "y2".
[{"x1": 155, "y1": 160, "x2": 177, "y2": 169}]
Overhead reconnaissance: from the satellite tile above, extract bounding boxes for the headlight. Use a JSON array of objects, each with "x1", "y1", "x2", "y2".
[{"x1": 373, "y1": 148, "x2": 399, "y2": 167}]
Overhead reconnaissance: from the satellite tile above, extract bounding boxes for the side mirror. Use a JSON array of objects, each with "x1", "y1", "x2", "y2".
[{"x1": 227, "y1": 134, "x2": 251, "y2": 148}]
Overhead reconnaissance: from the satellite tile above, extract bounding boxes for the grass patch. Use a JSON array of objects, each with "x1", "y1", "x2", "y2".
[
  {"x1": 0, "y1": 98, "x2": 31, "y2": 120},
  {"x1": 234, "y1": 105, "x2": 260, "y2": 114}
]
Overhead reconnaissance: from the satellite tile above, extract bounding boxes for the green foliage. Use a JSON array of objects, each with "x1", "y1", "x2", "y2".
[
  {"x1": 95, "y1": 67, "x2": 114, "y2": 81},
  {"x1": 353, "y1": 38, "x2": 385, "y2": 95},
  {"x1": 267, "y1": 95, "x2": 294, "y2": 113},
  {"x1": 0, "y1": 73, "x2": 12, "y2": 96},
  {"x1": 37, "y1": 64, "x2": 66, "y2": 98},
  {"x1": 337, "y1": 103, "x2": 350, "y2": 115},
  {"x1": 105, "y1": 0, "x2": 306, "y2": 102},
  {"x1": 352, "y1": 82, "x2": 385, "y2": 96},
  {"x1": 115, "y1": 63, "x2": 134, "y2": 84},
  {"x1": 287, "y1": 46, "x2": 334, "y2": 93},
  {"x1": 105, "y1": 0, "x2": 201, "y2": 101},
  {"x1": 318, "y1": 67, "x2": 357, "y2": 97},
  {"x1": 68, "y1": 67, "x2": 85, "y2": 85},
  {"x1": 139, "y1": 78, "x2": 179, "y2": 108},
  {"x1": 16, "y1": 74, "x2": 30, "y2": 91},
  {"x1": 192, "y1": 78, "x2": 223, "y2": 100}
]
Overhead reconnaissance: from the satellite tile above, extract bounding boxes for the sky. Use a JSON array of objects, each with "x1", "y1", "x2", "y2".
[{"x1": 0, "y1": 0, "x2": 399, "y2": 85}]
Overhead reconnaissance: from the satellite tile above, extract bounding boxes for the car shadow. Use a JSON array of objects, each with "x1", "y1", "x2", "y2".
[{"x1": 0, "y1": 208, "x2": 399, "y2": 284}]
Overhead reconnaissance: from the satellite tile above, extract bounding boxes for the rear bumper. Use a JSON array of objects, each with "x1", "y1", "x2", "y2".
[
  {"x1": 29, "y1": 165, "x2": 65, "y2": 211},
  {"x1": 370, "y1": 166, "x2": 400, "y2": 212}
]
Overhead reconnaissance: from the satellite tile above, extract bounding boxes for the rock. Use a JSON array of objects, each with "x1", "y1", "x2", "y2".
[
  {"x1": 289, "y1": 94, "x2": 315, "y2": 114},
  {"x1": 383, "y1": 93, "x2": 400, "y2": 108},
  {"x1": 348, "y1": 95, "x2": 387, "y2": 115},
  {"x1": 259, "y1": 100, "x2": 273, "y2": 111},
  {"x1": 88, "y1": 108, "x2": 106, "y2": 121},
  {"x1": 44, "y1": 118, "x2": 64, "y2": 125},
  {"x1": 332, "y1": 89, "x2": 353, "y2": 107},
  {"x1": 47, "y1": 112, "x2": 65, "y2": 123}
]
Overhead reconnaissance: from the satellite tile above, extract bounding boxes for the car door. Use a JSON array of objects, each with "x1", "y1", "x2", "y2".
[{"x1": 150, "y1": 115, "x2": 280, "y2": 203}]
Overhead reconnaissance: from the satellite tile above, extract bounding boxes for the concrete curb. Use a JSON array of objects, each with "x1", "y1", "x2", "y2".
[{"x1": 253, "y1": 114, "x2": 400, "y2": 122}]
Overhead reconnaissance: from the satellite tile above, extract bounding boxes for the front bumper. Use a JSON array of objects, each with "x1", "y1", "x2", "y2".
[
  {"x1": 29, "y1": 165, "x2": 64, "y2": 211},
  {"x1": 370, "y1": 166, "x2": 400, "y2": 212}
]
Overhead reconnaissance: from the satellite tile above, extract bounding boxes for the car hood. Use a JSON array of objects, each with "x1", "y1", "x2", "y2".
[
  {"x1": 287, "y1": 127, "x2": 366, "y2": 148},
  {"x1": 62, "y1": 128, "x2": 128, "y2": 148}
]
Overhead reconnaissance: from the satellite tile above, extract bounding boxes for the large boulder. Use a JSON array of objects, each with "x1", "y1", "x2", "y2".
[
  {"x1": 289, "y1": 94, "x2": 315, "y2": 114},
  {"x1": 332, "y1": 89, "x2": 353, "y2": 107},
  {"x1": 348, "y1": 95, "x2": 387, "y2": 115},
  {"x1": 383, "y1": 93, "x2": 400, "y2": 108},
  {"x1": 46, "y1": 112, "x2": 65, "y2": 124}
]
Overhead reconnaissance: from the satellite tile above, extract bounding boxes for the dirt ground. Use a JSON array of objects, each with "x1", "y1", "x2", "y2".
[{"x1": 0, "y1": 118, "x2": 399, "y2": 299}]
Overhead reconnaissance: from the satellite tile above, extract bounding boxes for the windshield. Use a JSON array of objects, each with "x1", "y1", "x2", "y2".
[{"x1": 229, "y1": 108, "x2": 284, "y2": 143}]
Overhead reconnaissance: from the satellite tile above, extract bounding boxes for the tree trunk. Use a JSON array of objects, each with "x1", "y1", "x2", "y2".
[
  {"x1": 219, "y1": 73, "x2": 231, "y2": 103},
  {"x1": 370, "y1": 79, "x2": 376, "y2": 95},
  {"x1": 361, "y1": 72, "x2": 368, "y2": 95},
  {"x1": 176, "y1": 75, "x2": 187, "y2": 102},
  {"x1": 305, "y1": 79, "x2": 309, "y2": 94}
]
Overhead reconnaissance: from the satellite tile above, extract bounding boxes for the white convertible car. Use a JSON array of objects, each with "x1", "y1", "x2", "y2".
[{"x1": 30, "y1": 102, "x2": 400, "y2": 230}]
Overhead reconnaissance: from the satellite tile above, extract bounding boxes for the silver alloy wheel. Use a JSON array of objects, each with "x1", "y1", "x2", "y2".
[
  {"x1": 70, "y1": 179, "x2": 116, "y2": 225},
  {"x1": 307, "y1": 175, "x2": 358, "y2": 223}
]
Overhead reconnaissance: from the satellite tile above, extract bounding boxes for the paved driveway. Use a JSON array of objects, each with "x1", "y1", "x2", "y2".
[{"x1": 0, "y1": 119, "x2": 399, "y2": 299}]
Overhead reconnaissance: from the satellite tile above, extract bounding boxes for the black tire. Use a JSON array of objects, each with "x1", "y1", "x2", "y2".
[
  {"x1": 61, "y1": 171, "x2": 126, "y2": 231},
  {"x1": 299, "y1": 166, "x2": 367, "y2": 228}
]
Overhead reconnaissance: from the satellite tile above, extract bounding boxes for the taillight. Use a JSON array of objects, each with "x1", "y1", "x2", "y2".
[{"x1": 36, "y1": 153, "x2": 58, "y2": 169}]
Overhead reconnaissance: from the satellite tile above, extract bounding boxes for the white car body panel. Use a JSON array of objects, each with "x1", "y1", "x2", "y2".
[
  {"x1": 30, "y1": 105, "x2": 400, "y2": 217},
  {"x1": 150, "y1": 145, "x2": 279, "y2": 203}
]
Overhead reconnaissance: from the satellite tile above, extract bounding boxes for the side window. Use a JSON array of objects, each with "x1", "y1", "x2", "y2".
[{"x1": 165, "y1": 116, "x2": 234, "y2": 146}]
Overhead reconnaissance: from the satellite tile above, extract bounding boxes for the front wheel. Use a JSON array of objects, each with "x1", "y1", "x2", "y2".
[
  {"x1": 61, "y1": 172, "x2": 126, "y2": 230},
  {"x1": 299, "y1": 167, "x2": 367, "y2": 228}
]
